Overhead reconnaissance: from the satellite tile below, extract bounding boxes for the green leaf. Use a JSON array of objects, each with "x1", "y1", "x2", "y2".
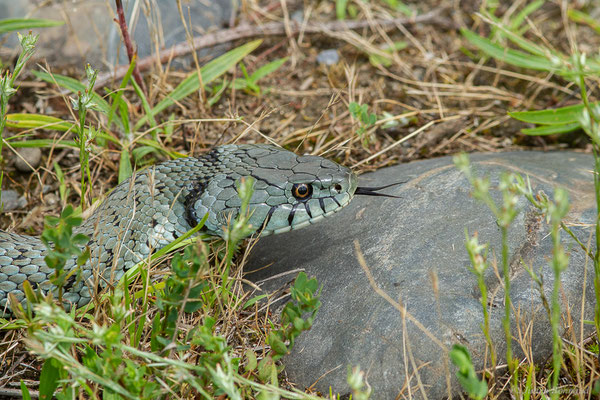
[
  {"x1": 268, "y1": 332, "x2": 288, "y2": 356},
  {"x1": 6, "y1": 113, "x2": 77, "y2": 132},
  {"x1": 508, "y1": 103, "x2": 595, "y2": 125},
  {"x1": 135, "y1": 40, "x2": 262, "y2": 129},
  {"x1": 368, "y1": 41, "x2": 408, "y2": 67},
  {"x1": 381, "y1": 0, "x2": 413, "y2": 16},
  {"x1": 521, "y1": 122, "x2": 581, "y2": 136},
  {"x1": 0, "y1": 18, "x2": 64, "y2": 34},
  {"x1": 5, "y1": 139, "x2": 78, "y2": 148},
  {"x1": 118, "y1": 148, "x2": 133, "y2": 183},
  {"x1": 509, "y1": 0, "x2": 545, "y2": 32},
  {"x1": 243, "y1": 294, "x2": 268, "y2": 309},
  {"x1": 31, "y1": 71, "x2": 111, "y2": 115},
  {"x1": 336, "y1": 0, "x2": 348, "y2": 20},
  {"x1": 461, "y1": 28, "x2": 555, "y2": 71},
  {"x1": 38, "y1": 359, "x2": 60, "y2": 400},
  {"x1": 107, "y1": 56, "x2": 136, "y2": 129},
  {"x1": 132, "y1": 145, "x2": 159, "y2": 162},
  {"x1": 20, "y1": 380, "x2": 32, "y2": 400},
  {"x1": 249, "y1": 57, "x2": 288, "y2": 83},
  {"x1": 450, "y1": 344, "x2": 487, "y2": 400},
  {"x1": 568, "y1": 9, "x2": 600, "y2": 34},
  {"x1": 245, "y1": 350, "x2": 258, "y2": 372}
]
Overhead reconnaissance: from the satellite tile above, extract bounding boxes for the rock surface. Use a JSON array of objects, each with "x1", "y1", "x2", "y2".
[
  {"x1": 0, "y1": 190, "x2": 26, "y2": 212},
  {"x1": 316, "y1": 49, "x2": 340, "y2": 65},
  {"x1": 0, "y1": 0, "x2": 233, "y2": 70},
  {"x1": 14, "y1": 147, "x2": 42, "y2": 172},
  {"x1": 246, "y1": 151, "x2": 596, "y2": 399}
]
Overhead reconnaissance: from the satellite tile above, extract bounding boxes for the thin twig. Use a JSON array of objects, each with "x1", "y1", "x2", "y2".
[
  {"x1": 113, "y1": 0, "x2": 146, "y2": 93},
  {"x1": 0, "y1": 387, "x2": 39, "y2": 398},
  {"x1": 96, "y1": 9, "x2": 447, "y2": 89}
]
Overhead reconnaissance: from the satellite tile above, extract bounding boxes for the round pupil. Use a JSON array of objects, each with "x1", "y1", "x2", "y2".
[{"x1": 293, "y1": 183, "x2": 312, "y2": 199}]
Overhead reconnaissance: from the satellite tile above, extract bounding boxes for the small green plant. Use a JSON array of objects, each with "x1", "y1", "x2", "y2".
[
  {"x1": 464, "y1": 11, "x2": 600, "y2": 397},
  {"x1": 53, "y1": 162, "x2": 69, "y2": 207},
  {"x1": 464, "y1": 230, "x2": 496, "y2": 368},
  {"x1": 151, "y1": 243, "x2": 209, "y2": 351},
  {"x1": 349, "y1": 102, "x2": 377, "y2": 147},
  {"x1": 0, "y1": 32, "x2": 38, "y2": 208},
  {"x1": 208, "y1": 58, "x2": 288, "y2": 106},
  {"x1": 456, "y1": 153, "x2": 578, "y2": 399},
  {"x1": 455, "y1": 154, "x2": 521, "y2": 391},
  {"x1": 367, "y1": 41, "x2": 408, "y2": 67},
  {"x1": 71, "y1": 64, "x2": 100, "y2": 208},
  {"x1": 40, "y1": 205, "x2": 90, "y2": 304},
  {"x1": 449, "y1": 344, "x2": 488, "y2": 400},
  {"x1": 267, "y1": 272, "x2": 321, "y2": 361},
  {"x1": 347, "y1": 366, "x2": 372, "y2": 400}
]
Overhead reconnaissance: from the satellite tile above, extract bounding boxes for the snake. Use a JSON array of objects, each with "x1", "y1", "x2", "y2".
[{"x1": 0, "y1": 144, "x2": 394, "y2": 312}]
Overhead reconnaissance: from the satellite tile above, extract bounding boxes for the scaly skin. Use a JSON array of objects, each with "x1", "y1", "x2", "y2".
[{"x1": 0, "y1": 144, "x2": 357, "y2": 310}]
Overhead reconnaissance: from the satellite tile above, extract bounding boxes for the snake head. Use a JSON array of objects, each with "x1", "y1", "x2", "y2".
[{"x1": 186, "y1": 145, "x2": 358, "y2": 237}]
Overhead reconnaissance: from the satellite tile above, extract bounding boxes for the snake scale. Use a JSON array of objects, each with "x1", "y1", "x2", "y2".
[{"x1": 0, "y1": 144, "x2": 387, "y2": 312}]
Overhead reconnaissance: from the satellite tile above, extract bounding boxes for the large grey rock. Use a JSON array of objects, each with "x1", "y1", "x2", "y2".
[
  {"x1": 0, "y1": 0, "x2": 233, "y2": 70},
  {"x1": 246, "y1": 151, "x2": 596, "y2": 399}
]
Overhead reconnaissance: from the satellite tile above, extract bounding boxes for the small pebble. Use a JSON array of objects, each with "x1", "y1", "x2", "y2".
[
  {"x1": 291, "y1": 10, "x2": 304, "y2": 23},
  {"x1": 1, "y1": 190, "x2": 27, "y2": 211},
  {"x1": 316, "y1": 49, "x2": 339, "y2": 66},
  {"x1": 44, "y1": 193, "x2": 58, "y2": 207},
  {"x1": 14, "y1": 147, "x2": 42, "y2": 172}
]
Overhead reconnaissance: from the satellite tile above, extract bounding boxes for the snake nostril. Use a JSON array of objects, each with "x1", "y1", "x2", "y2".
[{"x1": 334, "y1": 184, "x2": 342, "y2": 192}]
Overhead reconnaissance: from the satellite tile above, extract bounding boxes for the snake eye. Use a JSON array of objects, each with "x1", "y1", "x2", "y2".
[{"x1": 292, "y1": 183, "x2": 313, "y2": 200}]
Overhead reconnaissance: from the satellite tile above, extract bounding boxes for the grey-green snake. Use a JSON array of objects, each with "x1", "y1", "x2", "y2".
[{"x1": 0, "y1": 144, "x2": 396, "y2": 312}]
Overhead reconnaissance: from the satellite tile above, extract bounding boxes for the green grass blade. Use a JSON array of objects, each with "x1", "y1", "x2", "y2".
[
  {"x1": 135, "y1": 40, "x2": 262, "y2": 130},
  {"x1": 509, "y1": 0, "x2": 545, "y2": 31},
  {"x1": 5, "y1": 139, "x2": 78, "y2": 148},
  {"x1": 20, "y1": 380, "x2": 32, "y2": 400},
  {"x1": 118, "y1": 148, "x2": 132, "y2": 183},
  {"x1": 132, "y1": 77, "x2": 157, "y2": 132},
  {"x1": 5, "y1": 113, "x2": 120, "y2": 147},
  {"x1": 336, "y1": 0, "x2": 348, "y2": 20},
  {"x1": 107, "y1": 56, "x2": 136, "y2": 129},
  {"x1": 38, "y1": 359, "x2": 60, "y2": 400},
  {"x1": 135, "y1": 138, "x2": 179, "y2": 158},
  {"x1": 249, "y1": 57, "x2": 288, "y2": 83},
  {"x1": 6, "y1": 113, "x2": 76, "y2": 132},
  {"x1": 461, "y1": 28, "x2": 555, "y2": 71},
  {"x1": 0, "y1": 18, "x2": 64, "y2": 34},
  {"x1": 568, "y1": 9, "x2": 600, "y2": 34},
  {"x1": 509, "y1": 103, "x2": 597, "y2": 125},
  {"x1": 520, "y1": 122, "x2": 581, "y2": 136},
  {"x1": 31, "y1": 70, "x2": 111, "y2": 115}
]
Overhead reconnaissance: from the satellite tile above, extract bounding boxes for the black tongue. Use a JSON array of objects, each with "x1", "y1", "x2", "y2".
[{"x1": 354, "y1": 181, "x2": 405, "y2": 198}]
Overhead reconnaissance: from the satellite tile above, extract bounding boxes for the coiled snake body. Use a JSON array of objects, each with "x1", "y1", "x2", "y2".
[{"x1": 0, "y1": 144, "x2": 359, "y2": 310}]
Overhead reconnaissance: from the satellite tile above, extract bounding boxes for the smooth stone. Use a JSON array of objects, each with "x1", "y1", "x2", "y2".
[
  {"x1": 0, "y1": 0, "x2": 233, "y2": 70},
  {"x1": 245, "y1": 151, "x2": 596, "y2": 399},
  {"x1": 1, "y1": 190, "x2": 26, "y2": 212},
  {"x1": 14, "y1": 147, "x2": 42, "y2": 172},
  {"x1": 316, "y1": 49, "x2": 340, "y2": 65}
]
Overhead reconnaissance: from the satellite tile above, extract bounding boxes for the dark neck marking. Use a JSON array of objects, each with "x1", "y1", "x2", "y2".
[{"x1": 184, "y1": 180, "x2": 206, "y2": 228}]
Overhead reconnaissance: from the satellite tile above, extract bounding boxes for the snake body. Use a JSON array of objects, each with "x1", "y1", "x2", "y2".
[{"x1": 0, "y1": 144, "x2": 357, "y2": 310}]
